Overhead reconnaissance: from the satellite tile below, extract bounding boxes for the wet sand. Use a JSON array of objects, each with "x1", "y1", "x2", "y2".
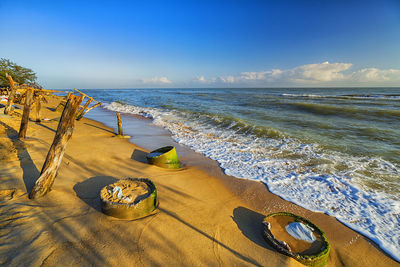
[{"x1": 0, "y1": 96, "x2": 398, "y2": 266}]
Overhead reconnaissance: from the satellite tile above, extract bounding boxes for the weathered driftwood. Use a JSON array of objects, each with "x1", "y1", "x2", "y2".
[
  {"x1": 55, "y1": 101, "x2": 67, "y2": 112},
  {"x1": 17, "y1": 88, "x2": 61, "y2": 94},
  {"x1": 117, "y1": 113, "x2": 123, "y2": 136},
  {"x1": 29, "y1": 94, "x2": 83, "y2": 199},
  {"x1": 18, "y1": 88, "x2": 34, "y2": 139},
  {"x1": 76, "y1": 102, "x2": 101, "y2": 120},
  {"x1": 74, "y1": 88, "x2": 99, "y2": 103},
  {"x1": 68, "y1": 89, "x2": 101, "y2": 120},
  {"x1": 55, "y1": 93, "x2": 72, "y2": 112},
  {"x1": 34, "y1": 95, "x2": 43, "y2": 122},
  {"x1": 4, "y1": 74, "x2": 17, "y2": 115},
  {"x1": 34, "y1": 89, "x2": 63, "y2": 94},
  {"x1": 76, "y1": 98, "x2": 92, "y2": 119}
]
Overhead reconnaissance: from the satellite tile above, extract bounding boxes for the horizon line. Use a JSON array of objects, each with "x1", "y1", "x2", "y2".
[{"x1": 51, "y1": 86, "x2": 400, "y2": 90}]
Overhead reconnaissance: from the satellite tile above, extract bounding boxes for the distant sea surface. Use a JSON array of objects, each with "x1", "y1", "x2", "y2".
[{"x1": 80, "y1": 88, "x2": 400, "y2": 261}]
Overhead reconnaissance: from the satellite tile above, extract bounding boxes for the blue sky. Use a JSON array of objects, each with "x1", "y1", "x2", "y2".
[{"x1": 1, "y1": 0, "x2": 400, "y2": 88}]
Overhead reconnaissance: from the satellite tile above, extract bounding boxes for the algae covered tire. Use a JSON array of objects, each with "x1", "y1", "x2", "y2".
[
  {"x1": 146, "y1": 146, "x2": 181, "y2": 169},
  {"x1": 262, "y1": 212, "x2": 330, "y2": 267},
  {"x1": 100, "y1": 178, "x2": 158, "y2": 220}
]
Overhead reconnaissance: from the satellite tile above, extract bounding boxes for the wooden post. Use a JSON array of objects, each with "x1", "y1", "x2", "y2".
[
  {"x1": 4, "y1": 74, "x2": 17, "y2": 115},
  {"x1": 76, "y1": 102, "x2": 101, "y2": 120},
  {"x1": 76, "y1": 98, "x2": 92, "y2": 119},
  {"x1": 117, "y1": 113, "x2": 123, "y2": 136},
  {"x1": 29, "y1": 94, "x2": 83, "y2": 199},
  {"x1": 18, "y1": 88, "x2": 34, "y2": 139},
  {"x1": 35, "y1": 95, "x2": 42, "y2": 122}
]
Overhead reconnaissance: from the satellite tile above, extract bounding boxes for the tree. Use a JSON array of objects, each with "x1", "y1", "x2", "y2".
[{"x1": 0, "y1": 58, "x2": 37, "y2": 87}]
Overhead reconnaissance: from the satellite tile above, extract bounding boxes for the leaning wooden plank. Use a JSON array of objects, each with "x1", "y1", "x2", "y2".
[
  {"x1": 74, "y1": 88, "x2": 99, "y2": 103},
  {"x1": 36, "y1": 89, "x2": 64, "y2": 93},
  {"x1": 76, "y1": 102, "x2": 101, "y2": 120},
  {"x1": 29, "y1": 94, "x2": 83, "y2": 199},
  {"x1": 15, "y1": 88, "x2": 62, "y2": 94},
  {"x1": 76, "y1": 98, "x2": 92, "y2": 119},
  {"x1": 18, "y1": 88, "x2": 34, "y2": 139},
  {"x1": 4, "y1": 74, "x2": 17, "y2": 115}
]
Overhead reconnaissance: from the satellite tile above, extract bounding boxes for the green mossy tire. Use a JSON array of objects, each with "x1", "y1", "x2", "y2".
[
  {"x1": 146, "y1": 146, "x2": 181, "y2": 169},
  {"x1": 262, "y1": 212, "x2": 330, "y2": 267},
  {"x1": 100, "y1": 178, "x2": 158, "y2": 220}
]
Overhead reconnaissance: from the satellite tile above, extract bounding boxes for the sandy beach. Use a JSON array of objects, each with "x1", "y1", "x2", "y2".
[{"x1": 0, "y1": 96, "x2": 398, "y2": 267}]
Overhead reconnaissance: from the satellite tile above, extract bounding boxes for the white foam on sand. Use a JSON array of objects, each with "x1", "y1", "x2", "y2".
[
  {"x1": 104, "y1": 101, "x2": 400, "y2": 262},
  {"x1": 285, "y1": 222, "x2": 316, "y2": 243}
]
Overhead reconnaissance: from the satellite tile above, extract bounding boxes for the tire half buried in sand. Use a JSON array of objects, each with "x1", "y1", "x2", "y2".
[
  {"x1": 146, "y1": 146, "x2": 181, "y2": 169},
  {"x1": 100, "y1": 178, "x2": 158, "y2": 220},
  {"x1": 262, "y1": 212, "x2": 330, "y2": 267}
]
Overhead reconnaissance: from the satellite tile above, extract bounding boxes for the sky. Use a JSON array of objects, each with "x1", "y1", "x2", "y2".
[{"x1": 1, "y1": 0, "x2": 400, "y2": 89}]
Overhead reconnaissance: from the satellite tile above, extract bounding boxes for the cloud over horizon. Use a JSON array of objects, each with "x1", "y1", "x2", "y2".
[
  {"x1": 140, "y1": 76, "x2": 172, "y2": 85},
  {"x1": 194, "y1": 62, "x2": 400, "y2": 86}
]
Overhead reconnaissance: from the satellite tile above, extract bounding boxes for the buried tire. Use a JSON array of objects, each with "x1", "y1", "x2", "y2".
[
  {"x1": 262, "y1": 212, "x2": 330, "y2": 267},
  {"x1": 100, "y1": 178, "x2": 158, "y2": 220},
  {"x1": 146, "y1": 146, "x2": 181, "y2": 169}
]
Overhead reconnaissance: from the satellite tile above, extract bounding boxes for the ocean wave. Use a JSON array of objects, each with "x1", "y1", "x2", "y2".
[
  {"x1": 104, "y1": 101, "x2": 400, "y2": 262},
  {"x1": 282, "y1": 93, "x2": 400, "y2": 100},
  {"x1": 288, "y1": 102, "x2": 400, "y2": 121}
]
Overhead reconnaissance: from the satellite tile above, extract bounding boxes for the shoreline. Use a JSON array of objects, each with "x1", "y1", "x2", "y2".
[
  {"x1": 0, "y1": 96, "x2": 398, "y2": 266},
  {"x1": 91, "y1": 102, "x2": 400, "y2": 263}
]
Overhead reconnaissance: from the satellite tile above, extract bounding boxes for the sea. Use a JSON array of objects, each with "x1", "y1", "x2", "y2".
[{"x1": 76, "y1": 87, "x2": 400, "y2": 261}]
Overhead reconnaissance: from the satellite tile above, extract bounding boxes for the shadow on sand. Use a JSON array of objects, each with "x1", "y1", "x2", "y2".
[
  {"x1": 232, "y1": 206, "x2": 275, "y2": 251},
  {"x1": 84, "y1": 122, "x2": 115, "y2": 134},
  {"x1": 131, "y1": 149, "x2": 148, "y2": 164},
  {"x1": 73, "y1": 176, "x2": 118, "y2": 211},
  {"x1": 0, "y1": 121, "x2": 40, "y2": 194}
]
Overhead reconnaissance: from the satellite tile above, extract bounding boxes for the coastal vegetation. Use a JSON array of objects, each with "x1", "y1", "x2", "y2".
[{"x1": 0, "y1": 58, "x2": 37, "y2": 87}]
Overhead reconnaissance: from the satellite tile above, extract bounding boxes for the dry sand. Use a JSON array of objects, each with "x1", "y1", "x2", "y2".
[{"x1": 0, "y1": 96, "x2": 398, "y2": 266}]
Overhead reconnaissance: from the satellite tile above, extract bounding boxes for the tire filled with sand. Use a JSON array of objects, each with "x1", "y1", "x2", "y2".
[
  {"x1": 262, "y1": 212, "x2": 330, "y2": 267},
  {"x1": 100, "y1": 178, "x2": 158, "y2": 220}
]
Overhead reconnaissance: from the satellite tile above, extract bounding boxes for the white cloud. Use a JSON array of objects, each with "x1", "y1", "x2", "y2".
[
  {"x1": 193, "y1": 76, "x2": 218, "y2": 84},
  {"x1": 350, "y1": 68, "x2": 400, "y2": 82},
  {"x1": 218, "y1": 75, "x2": 236, "y2": 83},
  {"x1": 141, "y1": 76, "x2": 172, "y2": 84},
  {"x1": 287, "y1": 61, "x2": 352, "y2": 82},
  {"x1": 195, "y1": 76, "x2": 207, "y2": 83},
  {"x1": 195, "y1": 62, "x2": 400, "y2": 86}
]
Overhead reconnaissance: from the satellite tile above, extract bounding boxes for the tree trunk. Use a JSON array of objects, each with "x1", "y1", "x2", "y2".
[
  {"x1": 29, "y1": 94, "x2": 83, "y2": 199},
  {"x1": 35, "y1": 95, "x2": 42, "y2": 122},
  {"x1": 4, "y1": 74, "x2": 17, "y2": 115},
  {"x1": 18, "y1": 88, "x2": 34, "y2": 139},
  {"x1": 76, "y1": 102, "x2": 101, "y2": 120},
  {"x1": 117, "y1": 113, "x2": 123, "y2": 136}
]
